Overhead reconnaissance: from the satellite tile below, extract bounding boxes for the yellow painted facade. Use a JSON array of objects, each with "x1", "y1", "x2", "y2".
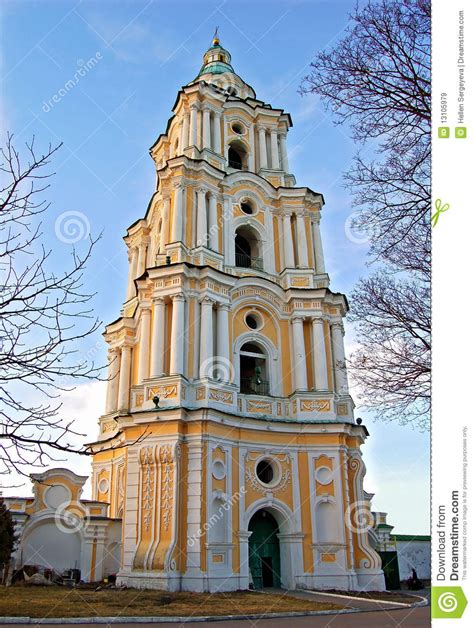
[{"x1": 86, "y1": 36, "x2": 385, "y2": 592}]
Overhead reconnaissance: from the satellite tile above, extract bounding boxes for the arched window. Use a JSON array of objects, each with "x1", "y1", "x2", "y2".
[
  {"x1": 228, "y1": 140, "x2": 247, "y2": 170},
  {"x1": 235, "y1": 225, "x2": 263, "y2": 271},
  {"x1": 240, "y1": 341, "x2": 269, "y2": 396}
]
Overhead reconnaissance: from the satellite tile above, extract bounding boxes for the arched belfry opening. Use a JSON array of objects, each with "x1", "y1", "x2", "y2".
[
  {"x1": 228, "y1": 139, "x2": 248, "y2": 170},
  {"x1": 239, "y1": 341, "x2": 269, "y2": 395},
  {"x1": 248, "y1": 509, "x2": 281, "y2": 589},
  {"x1": 235, "y1": 225, "x2": 263, "y2": 271}
]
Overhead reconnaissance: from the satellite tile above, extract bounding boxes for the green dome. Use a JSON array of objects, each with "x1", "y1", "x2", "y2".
[
  {"x1": 197, "y1": 37, "x2": 235, "y2": 78},
  {"x1": 197, "y1": 60, "x2": 234, "y2": 76}
]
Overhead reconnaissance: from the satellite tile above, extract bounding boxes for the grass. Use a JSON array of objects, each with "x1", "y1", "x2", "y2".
[{"x1": 0, "y1": 585, "x2": 342, "y2": 619}]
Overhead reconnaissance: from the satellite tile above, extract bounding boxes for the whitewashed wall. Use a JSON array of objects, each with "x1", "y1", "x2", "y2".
[{"x1": 396, "y1": 538, "x2": 431, "y2": 581}]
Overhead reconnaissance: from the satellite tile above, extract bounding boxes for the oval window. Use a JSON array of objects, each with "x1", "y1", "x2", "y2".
[
  {"x1": 240, "y1": 198, "x2": 256, "y2": 215},
  {"x1": 256, "y1": 459, "x2": 275, "y2": 485},
  {"x1": 245, "y1": 311, "x2": 262, "y2": 330}
]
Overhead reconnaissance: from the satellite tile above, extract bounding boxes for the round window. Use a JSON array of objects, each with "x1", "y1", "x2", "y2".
[
  {"x1": 98, "y1": 478, "x2": 110, "y2": 493},
  {"x1": 315, "y1": 466, "x2": 332, "y2": 485},
  {"x1": 245, "y1": 311, "x2": 262, "y2": 330},
  {"x1": 212, "y1": 460, "x2": 226, "y2": 480},
  {"x1": 240, "y1": 199, "x2": 255, "y2": 215},
  {"x1": 232, "y1": 122, "x2": 244, "y2": 135},
  {"x1": 44, "y1": 484, "x2": 71, "y2": 509},
  {"x1": 256, "y1": 459, "x2": 275, "y2": 485}
]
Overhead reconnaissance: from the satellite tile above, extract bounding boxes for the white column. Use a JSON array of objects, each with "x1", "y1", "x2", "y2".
[
  {"x1": 331, "y1": 321, "x2": 348, "y2": 394},
  {"x1": 196, "y1": 187, "x2": 207, "y2": 247},
  {"x1": 171, "y1": 183, "x2": 183, "y2": 243},
  {"x1": 199, "y1": 297, "x2": 214, "y2": 378},
  {"x1": 216, "y1": 303, "x2": 231, "y2": 381},
  {"x1": 117, "y1": 345, "x2": 132, "y2": 410},
  {"x1": 208, "y1": 192, "x2": 218, "y2": 251},
  {"x1": 277, "y1": 215, "x2": 285, "y2": 272},
  {"x1": 258, "y1": 126, "x2": 268, "y2": 169},
  {"x1": 197, "y1": 109, "x2": 203, "y2": 149},
  {"x1": 312, "y1": 218, "x2": 326, "y2": 274},
  {"x1": 180, "y1": 112, "x2": 189, "y2": 151},
  {"x1": 192, "y1": 296, "x2": 200, "y2": 380},
  {"x1": 136, "y1": 243, "x2": 147, "y2": 277},
  {"x1": 270, "y1": 129, "x2": 280, "y2": 169},
  {"x1": 186, "y1": 440, "x2": 205, "y2": 574},
  {"x1": 190, "y1": 105, "x2": 198, "y2": 147},
  {"x1": 248, "y1": 123, "x2": 255, "y2": 172},
  {"x1": 203, "y1": 107, "x2": 211, "y2": 149},
  {"x1": 137, "y1": 307, "x2": 151, "y2": 383},
  {"x1": 283, "y1": 213, "x2": 295, "y2": 268},
  {"x1": 291, "y1": 317, "x2": 307, "y2": 391},
  {"x1": 169, "y1": 294, "x2": 185, "y2": 375},
  {"x1": 105, "y1": 348, "x2": 120, "y2": 413},
  {"x1": 280, "y1": 133, "x2": 289, "y2": 172},
  {"x1": 223, "y1": 196, "x2": 234, "y2": 266},
  {"x1": 150, "y1": 298, "x2": 165, "y2": 377},
  {"x1": 160, "y1": 196, "x2": 170, "y2": 253},
  {"x1": 296, "y1": 213, "x2": 309, "y2": 267},
  {"x1": 312, "y1": 317, "x2": 328, "y2": 390},
  {"x1": 213, "y1": 112, "x2": 221, "y2": 153},
  {"x1": 126, "y1": 247, "x2": 138, "y2": 300}
]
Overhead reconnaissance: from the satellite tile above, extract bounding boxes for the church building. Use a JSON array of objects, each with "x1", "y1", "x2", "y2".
[{"x1": 6, "y1": 35, "x2": 385, "y2": 593}]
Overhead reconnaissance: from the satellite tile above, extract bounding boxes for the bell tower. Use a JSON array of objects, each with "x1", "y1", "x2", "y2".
[{"x1": 90, "y1": 35, "x2": 385, "y2": 593}]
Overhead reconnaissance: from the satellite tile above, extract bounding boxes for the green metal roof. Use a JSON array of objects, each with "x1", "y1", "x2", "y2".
[
  {"x1": 196, "y1": 38, "x2": 235, "y2": 78},
  {"x1": 198, "y1": 60, "x2": 234, "y2": 76}
]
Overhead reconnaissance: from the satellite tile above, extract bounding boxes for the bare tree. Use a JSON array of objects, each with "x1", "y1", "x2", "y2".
[
  {"x1": 0, "y1": 134, "x2": 102, "y2": 476},
  {"x1": 301, "y1": 0, "x2": 430, "y2": 428}
]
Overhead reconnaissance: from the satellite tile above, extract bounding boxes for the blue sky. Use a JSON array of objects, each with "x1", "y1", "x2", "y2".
[{"x1": 1, "y1": 0, "x2": 429, "y2": 533}]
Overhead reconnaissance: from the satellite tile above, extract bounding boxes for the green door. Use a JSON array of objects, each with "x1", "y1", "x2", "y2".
[
  {"x1": 379, "y1": 551, "x2": 401, "y2": 590},
  {"x1": 248, "y1": 510, "x2": 281, "y2": 589}
]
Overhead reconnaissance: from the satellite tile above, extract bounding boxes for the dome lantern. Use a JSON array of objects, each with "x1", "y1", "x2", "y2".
[{"x1": 197, "y1": 29, "x2": 235, "y2": 78}]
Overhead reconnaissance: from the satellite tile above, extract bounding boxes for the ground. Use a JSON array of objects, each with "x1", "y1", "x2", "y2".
[{"x1": 0, "y1": 586, "x2": 342, "y2": 618}]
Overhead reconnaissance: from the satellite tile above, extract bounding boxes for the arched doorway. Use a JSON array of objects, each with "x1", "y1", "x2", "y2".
[{"x1": 248, "y1": 509, "x2": 281, "y2": 589}]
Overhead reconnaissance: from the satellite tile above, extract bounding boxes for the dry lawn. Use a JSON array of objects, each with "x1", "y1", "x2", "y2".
[{"x1": 0, "y1": 585, "x2": 342, "y2": 618}]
